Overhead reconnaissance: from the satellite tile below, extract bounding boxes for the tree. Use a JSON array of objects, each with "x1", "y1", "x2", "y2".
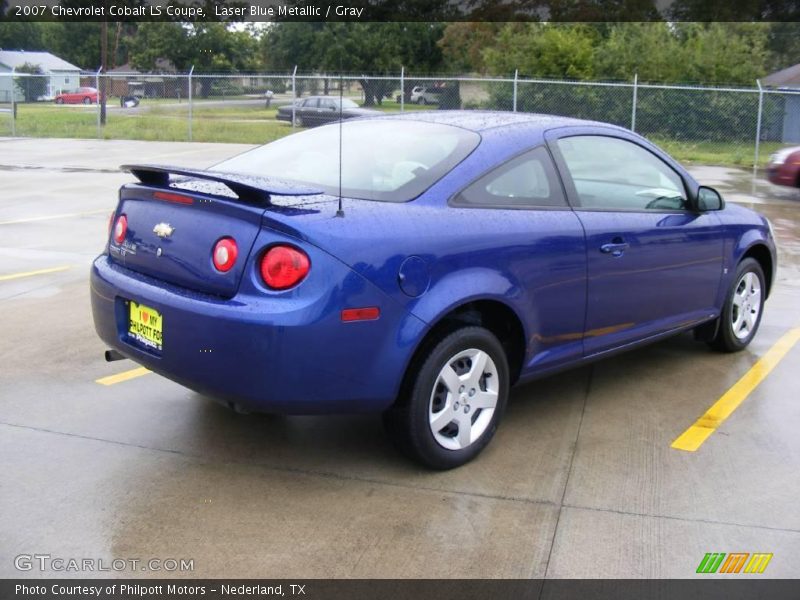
[
  {"x1": 38, "y1": 22, "x2": 103, "y2": 69},
  {"x1": 262, "y1": 22, "x2": 445, "y2": 105},
  {"x1": 677, "y1": 23, "x2": 768, "y2": 85},
  {"x1": 14, "y1": 62, "x2": 47, "y2": 102},
  {"x1": 765, "y1": 22, "x2": 800, "y2": 74},
  {"x1": 129, "y1": 22, "x2": 260, "y2": 98},
  {"x1": 594, "y1": 23, "x2": 685, "y2": 83},
  {"x1": 0, "y1": 22, "x2": 43, "y2": 50},
  {"x1": 483, "y1": 23, "x2": 600, "y2": 79},
  {"x1": 438, "y1": 23, "x2": 503, "y2": 73}
]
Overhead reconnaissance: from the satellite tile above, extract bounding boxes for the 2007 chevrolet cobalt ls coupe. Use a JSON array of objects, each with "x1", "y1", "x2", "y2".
[{"x1": 91, "y1": 112, "x2": 776, "y2": 468}]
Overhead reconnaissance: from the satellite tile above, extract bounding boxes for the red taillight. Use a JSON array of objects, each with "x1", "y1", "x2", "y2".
[
  {"x1": 260, "y1": 245, "x2": 310, "y2": 290},
  {"x1": 341, "y1": 307, "x2": 381, "y2": 322},
  {"x1": 212, "y1": 237, "x2": 238, "y2": 272},
  {"x1": 113, "y1": 214, "x2": 127, "y2": 244}
]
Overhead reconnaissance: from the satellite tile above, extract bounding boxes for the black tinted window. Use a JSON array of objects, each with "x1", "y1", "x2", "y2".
[
  {"x1": 453, "y1": 146, "x2": 566, "y2": 208},
  {"x1": 555, "y1": 135, "x2": 688, "y2": 211}
]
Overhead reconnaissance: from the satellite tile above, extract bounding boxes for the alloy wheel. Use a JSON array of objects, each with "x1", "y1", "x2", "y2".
[
  {"x1": 428, "y1": 348, "x2": 499, "y2": 450},
  {"x1": 731, "y1": 271, "x2": 762, "y2": 340}
]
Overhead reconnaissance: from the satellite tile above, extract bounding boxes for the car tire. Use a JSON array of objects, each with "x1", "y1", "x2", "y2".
[
  {"x1": 417, "y1": 97, "x2": 426, "y2": 105},
  {"x1": 55, "y1": 98, "x2": 63, "y2": 105},
  {"x1": 709, "y1": 257, "x2": 765, "y2": 352},
  {"x1": 383, "y1": 326, "x2": 509, "y2": 469},
  {"x1": 83, "y1": 97, "x2": 92, "y2": 105},
  {"x1": 293, "y1": 115, "x2": 303, "y2": 127}
]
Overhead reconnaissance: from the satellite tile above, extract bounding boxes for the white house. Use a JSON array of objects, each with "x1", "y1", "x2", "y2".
[{"x1": 0, "y1": 50, "x2": 82, "y2": 102}]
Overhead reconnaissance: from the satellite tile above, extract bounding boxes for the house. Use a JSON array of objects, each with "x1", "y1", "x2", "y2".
[
  {"x1": 0, "y1": 50, "x2": 81, "y2": 102},
  {"x1": 95, "y1": 60, "x2": 183, "y2": 100},
  {"x1": 762, "y1": 63, "x2": 800, "y2": 143}
]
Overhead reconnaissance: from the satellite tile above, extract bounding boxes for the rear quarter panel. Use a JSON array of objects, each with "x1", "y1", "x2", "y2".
[{"x1": 274, "y1": 125, "x2": 589, "y2": 373}]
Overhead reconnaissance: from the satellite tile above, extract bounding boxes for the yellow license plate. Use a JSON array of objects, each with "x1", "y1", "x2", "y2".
[{"x1": 128, "y1": 301, "x2": 163, "y2": 352}]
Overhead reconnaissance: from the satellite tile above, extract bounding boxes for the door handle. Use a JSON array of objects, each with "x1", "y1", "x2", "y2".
[{"x1": 600, "y1": 240, "x2": 629, "y2": 257}]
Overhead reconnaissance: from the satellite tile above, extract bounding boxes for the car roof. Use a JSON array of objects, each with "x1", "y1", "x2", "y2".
[{"x1": 370, "y1": 110, "x2": 624, "y2": 135}]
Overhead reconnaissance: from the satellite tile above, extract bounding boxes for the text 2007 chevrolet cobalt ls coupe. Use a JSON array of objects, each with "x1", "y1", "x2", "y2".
[{"x1": 91, "y1": 112, "x2": 776, "y2": 469}]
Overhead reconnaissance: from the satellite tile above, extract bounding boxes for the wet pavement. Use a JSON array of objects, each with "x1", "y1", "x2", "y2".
[{"x1": 1, "y1": 138, "x2": 799, "y2": 578}]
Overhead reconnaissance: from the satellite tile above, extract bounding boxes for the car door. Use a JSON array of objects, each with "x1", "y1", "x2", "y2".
[
  {"x1": 299, "y1": 97, "x2": 318, "y2": 125},
  {"x1": 546, "y1": 129, "x2": 724, "y2": 356},
  {"x1": 317, "y1": 98, "x2": 338, "y2": 124}
]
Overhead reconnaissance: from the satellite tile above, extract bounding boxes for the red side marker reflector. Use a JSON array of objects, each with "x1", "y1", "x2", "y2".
[
  {"x1": 153, "y1": 191, "x2": 194, "y2": 205},
  {"x1": 341, "y1": 307, "x2": 380, "y2": 322}
]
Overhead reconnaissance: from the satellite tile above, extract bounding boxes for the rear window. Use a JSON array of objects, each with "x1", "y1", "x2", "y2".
[{"x1": 212, "y1": 120, "x2": 480, "y2": 202}]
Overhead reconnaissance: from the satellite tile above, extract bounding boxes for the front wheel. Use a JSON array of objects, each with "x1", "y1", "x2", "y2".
[
  {"x1": 709, "y1": 258, "x2": 765, "y2": 352},
  {"x1": 383, "y1": 326, "x2": 509, "y2": 469},
  {"x1": 83, "y1": 97, "x2": 92, "y2": 105}
]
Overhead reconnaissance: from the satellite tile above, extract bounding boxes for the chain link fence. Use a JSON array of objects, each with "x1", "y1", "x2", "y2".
[{"x1": 1, "y1": 69, "x2": 800, "y2": 168}]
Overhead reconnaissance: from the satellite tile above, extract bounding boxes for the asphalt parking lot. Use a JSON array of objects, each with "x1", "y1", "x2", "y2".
[{"x1": 1, "y1": 137, "x2": 799, "y2": 579}]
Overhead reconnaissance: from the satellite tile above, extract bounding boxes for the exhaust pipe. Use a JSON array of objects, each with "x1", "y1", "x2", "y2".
[{"x1": 104, "y1": 349, "x2": 127, "y2": 362}]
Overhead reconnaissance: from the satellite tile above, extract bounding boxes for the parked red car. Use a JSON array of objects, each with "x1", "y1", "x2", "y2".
[
  {"x1": 767, "y1": 146, "x2": 800, "y2": 188},
  {"x1": 54, "y1": 87, "x2": 98, "y2": 105}
]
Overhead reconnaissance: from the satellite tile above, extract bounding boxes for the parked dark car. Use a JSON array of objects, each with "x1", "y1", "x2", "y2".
[
  {"x1": 767, "y1": 146, "x2": 800, "y2": 188},
  {"x1": 275, "y1": 96, "x2": 380, "y2": 127},
  {"x1": 92, "y1": 112, "x2": 776, "y2": 469}
]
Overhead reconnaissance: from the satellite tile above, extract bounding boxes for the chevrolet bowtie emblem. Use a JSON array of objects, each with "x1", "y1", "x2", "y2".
[{"x1": 153, "y1": 223, "x2": 174, "y2": 238}]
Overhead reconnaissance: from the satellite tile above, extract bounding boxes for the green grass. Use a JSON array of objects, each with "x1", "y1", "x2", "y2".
[
  {"x1": 8, "y1": 103, "x2": 292, "y2": 144},
  {"x1": 1, "y1": 102, "x2": 783, "y2": 168},
  {"x1": 650, "y1": 137, "x2": 782, "y2": 168}
]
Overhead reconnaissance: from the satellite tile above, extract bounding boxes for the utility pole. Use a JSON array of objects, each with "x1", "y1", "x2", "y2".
[{"x1": 100, "y1": 12, "x2": 108, "y2": 126}]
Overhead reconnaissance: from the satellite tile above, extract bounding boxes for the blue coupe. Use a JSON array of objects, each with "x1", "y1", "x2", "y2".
[{"x1": 91, "y1": 112, "x2": 777, "y2": 468}]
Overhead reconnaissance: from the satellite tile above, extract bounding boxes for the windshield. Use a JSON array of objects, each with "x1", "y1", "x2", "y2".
[{"x1": 213, "y1": 120, "x2": 480, "y2": 202}]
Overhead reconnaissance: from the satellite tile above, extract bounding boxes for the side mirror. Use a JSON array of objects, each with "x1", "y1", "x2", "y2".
[{"x1": 696, "y1": 186, "x2": 724, "y2": 211}]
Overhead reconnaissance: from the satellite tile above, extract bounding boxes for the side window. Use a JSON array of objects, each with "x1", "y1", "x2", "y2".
[
  {"x1": 453, "y1": 146, "x2": 566, "y2": 208},
  {"x1": 302, "y1": 98, "x2": 318, "y2": 108},
  {"x1": 555, "y1": 135, "x2": 688, "y2": 211},
  {"x1": 319, "y1": 98, "x2": 336, "y2": 111}
]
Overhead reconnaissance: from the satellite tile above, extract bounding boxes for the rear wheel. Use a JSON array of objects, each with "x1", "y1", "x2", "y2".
[
  {"x1": 709, "y1": 258, "x2": 765, "y2": 352},
  {"x1": 83, "y1": 97, "x2": 92, "y2": 105},
  {"x1": 417, "y1": 97, "x2": 426, "y2": 105},
  {"x1": 383, "y1": 326, "x2": 509, "y2": 469},
  {"x1": 55, "y1": 97, "x2": 64, "y2": 105}
]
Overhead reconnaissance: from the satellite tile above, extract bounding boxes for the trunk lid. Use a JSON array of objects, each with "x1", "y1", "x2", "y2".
[{"x1": 109, "y1": 165, "x2": 323, "y2": 297}]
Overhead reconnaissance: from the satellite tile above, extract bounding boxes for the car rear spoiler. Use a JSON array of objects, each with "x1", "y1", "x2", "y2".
[{"x1": 121, "y1": 164, "x2": 323, "y2": 205}]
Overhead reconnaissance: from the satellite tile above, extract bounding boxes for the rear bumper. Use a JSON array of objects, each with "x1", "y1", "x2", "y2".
[{"x1": 90, "y1": 253, "x2": 426, "y2": 414}]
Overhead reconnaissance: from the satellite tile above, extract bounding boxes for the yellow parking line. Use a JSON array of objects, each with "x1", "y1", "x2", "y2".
[
  {"x1": 96, "y1": 367, "x2": 151, "y2": 386},
  {"x1": 0, "y1": 208, "x2": 108, "y2": 226},
  {"x1": 672, "y1": 327, "x2": 800, "y2": 452},
  {"x1": 0, "y1": 265, "x2": 71, "y2": 281}
]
